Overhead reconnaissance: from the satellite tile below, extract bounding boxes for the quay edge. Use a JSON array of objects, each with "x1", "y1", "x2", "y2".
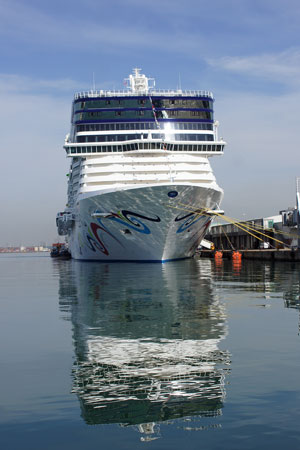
[{"x1": 199, "y1": 249, "x2": 300, "y2": 262}]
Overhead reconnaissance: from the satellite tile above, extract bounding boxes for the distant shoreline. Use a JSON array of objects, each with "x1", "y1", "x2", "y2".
[{"x1": 0, "y1": 248, "x2": 50, "y2": 253}]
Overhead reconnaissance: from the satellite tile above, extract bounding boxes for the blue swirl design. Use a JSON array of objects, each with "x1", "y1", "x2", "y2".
[
  {"x1": 175, "y1": 211, "x2": 205, "y2": 234},
  {"x1": 107, "y1": 210, "x2": 161, "y2": 235}
]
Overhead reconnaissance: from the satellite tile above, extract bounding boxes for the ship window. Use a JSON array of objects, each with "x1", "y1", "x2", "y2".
[
  {"x1": 174, "y1": 145, "x2": 178, "y2": 151},
  {"x1": 105, "y1": 100, "x2": 111, "y2": 105}
]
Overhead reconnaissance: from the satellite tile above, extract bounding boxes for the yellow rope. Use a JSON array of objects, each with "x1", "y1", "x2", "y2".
[
  {"x1": 222, "y1": 226, "x2": 235, "y2": 250},
  {"x1": 215, "y1": 213, "x2": 297, "y2": 239},
  {"x1": 165, "y1": 201, "x2": 291, "y2": 247},
  {"x1": 210, "y1": 211, "x2": 265, "y2": 242},
  {"x1": 213, "y1": 211, "x2": 292, "y2": 247}
]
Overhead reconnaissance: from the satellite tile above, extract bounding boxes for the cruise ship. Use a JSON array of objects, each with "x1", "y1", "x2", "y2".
[{"x1": 56, "y1": 69, "x2": 226, "y2": 261}]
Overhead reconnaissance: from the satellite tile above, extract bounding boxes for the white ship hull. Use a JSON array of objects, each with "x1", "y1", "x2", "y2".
[
  {"x1": 57, "y1": 69, "x2": 227, "y2": 261},
  {"x1": 68, "y1": 183, "x2": 223, "y2": 261}
]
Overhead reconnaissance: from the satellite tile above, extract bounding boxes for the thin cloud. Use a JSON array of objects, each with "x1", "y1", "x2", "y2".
[
  {"x1": 0, "y1": 74, "x2": 85, "y2": 94},
  {"x1": 0, "y1": 0, "x2": 213, "y2": 58},
  {"x1": 207, "y1": 48, "x2": 300, "y2": 89}
]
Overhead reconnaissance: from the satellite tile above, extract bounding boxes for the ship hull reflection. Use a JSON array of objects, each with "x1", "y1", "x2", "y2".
[{"x1": 57, "y1": 259, "x2": 231, "y2": 437}]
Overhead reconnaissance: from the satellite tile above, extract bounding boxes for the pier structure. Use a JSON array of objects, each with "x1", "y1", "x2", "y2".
[
  {"x1": 206, "y1": 215, "x2": 293, "y2": 251},
  {"x1": 201, "y1": 210, "x2": 300, "y2": 261}
]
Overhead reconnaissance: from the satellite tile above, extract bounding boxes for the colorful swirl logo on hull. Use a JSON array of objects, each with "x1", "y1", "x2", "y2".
[
  {"x1": 175, "y1": 211, "x2": 210, "y2": 233},
  {"x1": 82, "y1": 210, "x2": 161, "y2": 255},
  {"x1": 80, "y1": 209, "x2": 211, "y2": 256}
]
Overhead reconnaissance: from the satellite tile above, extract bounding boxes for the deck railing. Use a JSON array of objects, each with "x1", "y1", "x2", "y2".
[{"x1": 74, "y1": 89, "x2": 214, "y2": 100}]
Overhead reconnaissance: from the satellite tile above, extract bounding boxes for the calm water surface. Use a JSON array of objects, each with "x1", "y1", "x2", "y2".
[{"x1": 0, "y1": 253, "x2": 299, "y2": 449}]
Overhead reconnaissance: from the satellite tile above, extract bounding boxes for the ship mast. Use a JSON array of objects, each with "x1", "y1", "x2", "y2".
[{"x1": 125, "y1": 68, "x2": 155, "y2": 94}]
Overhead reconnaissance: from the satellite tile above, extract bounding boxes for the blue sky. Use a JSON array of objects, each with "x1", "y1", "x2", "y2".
[{"x1": 1, "y1": 0, "x2": 300, "y2": 245}]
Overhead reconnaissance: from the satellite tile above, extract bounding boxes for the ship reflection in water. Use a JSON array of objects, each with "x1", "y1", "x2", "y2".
[{"x1": 57, "y1": 259, "x2": 231, "y2": 440}]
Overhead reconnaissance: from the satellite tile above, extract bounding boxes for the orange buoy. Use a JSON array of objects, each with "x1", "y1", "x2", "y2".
[
  {"x1": 214, "y1": 251, "x2": 223, "y2": 259},
  {"x1": 232, "y1": 251, "x2": 242, "y2": 260}
]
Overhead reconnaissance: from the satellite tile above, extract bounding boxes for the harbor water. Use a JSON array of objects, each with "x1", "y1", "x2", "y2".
[{"x1": 1, "y1": 253, "x2": 300, "y2": 449}]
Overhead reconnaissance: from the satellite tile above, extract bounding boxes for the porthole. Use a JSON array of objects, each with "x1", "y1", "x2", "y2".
[{"x1": 168, "y1": 191, "x2": 178, "y2": 198}]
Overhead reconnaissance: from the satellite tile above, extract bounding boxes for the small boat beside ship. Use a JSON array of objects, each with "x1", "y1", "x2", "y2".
[{"x1": 50, "y1": 243, "x2": 71, "y2": 259}]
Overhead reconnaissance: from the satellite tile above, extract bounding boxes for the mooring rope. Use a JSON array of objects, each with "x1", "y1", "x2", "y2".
[{"x1": 164, "y1": 201, "x2": 292, "y2": 248}]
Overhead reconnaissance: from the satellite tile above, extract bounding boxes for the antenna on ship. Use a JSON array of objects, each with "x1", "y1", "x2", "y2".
[{"x1": 124, "y1": 68, "x2": 155, "y2": 94}]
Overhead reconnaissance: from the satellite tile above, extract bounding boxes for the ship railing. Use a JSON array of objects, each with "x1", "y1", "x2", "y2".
[
  {"x1": 64, "y1": 140, "x2": 225, "y2": 156},
  {"x1": 74, "y1": 89, "x2": 213, "y2": 100}
]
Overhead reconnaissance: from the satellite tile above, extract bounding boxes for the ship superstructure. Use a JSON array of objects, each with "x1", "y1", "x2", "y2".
[{"x1": 57, "y1": 69, "x2": 226, "y2": 261}]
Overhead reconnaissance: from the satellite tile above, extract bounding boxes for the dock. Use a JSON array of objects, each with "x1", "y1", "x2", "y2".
[{"x1": 199, "y1": 248, "x2": 300, "y2": 261}]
